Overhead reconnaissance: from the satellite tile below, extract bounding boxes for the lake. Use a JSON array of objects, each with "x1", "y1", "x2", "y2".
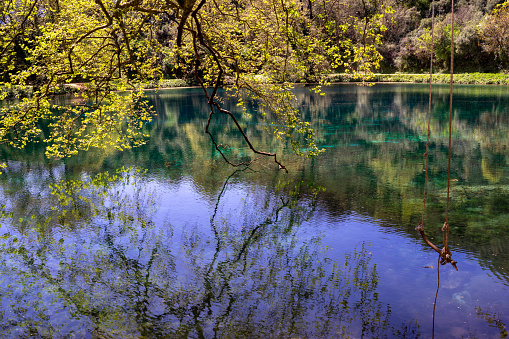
[{"x1": 0, "y1": 83, "x2": 508, "y2": 338}]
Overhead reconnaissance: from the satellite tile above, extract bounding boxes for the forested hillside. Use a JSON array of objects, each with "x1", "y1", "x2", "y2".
[
  {"x1": 380, "y1": 0, "x2": 509, "y2": 72},
  {"x1": 2, "y1": 0, "x2": 509, "y2": 86}
]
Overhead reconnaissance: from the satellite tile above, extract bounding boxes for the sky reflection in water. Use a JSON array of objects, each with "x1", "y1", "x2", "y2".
[{"x1": 0, "y1": 84, "x2": 508, "y2": 338}]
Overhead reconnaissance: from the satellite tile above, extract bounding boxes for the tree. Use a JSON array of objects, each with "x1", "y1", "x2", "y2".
[
  {"x1": 479, "y1": 0, "x2": 509, "y2": 69},
  {"x1": 0, "y1": 0, "x2": 389, "y2": 170},
  {"x1": 311, "y1": 0, "x2": 394, "y2": 80},
  {"x1": 0, "y1": 0, "x2": 158, "y2": 158}
]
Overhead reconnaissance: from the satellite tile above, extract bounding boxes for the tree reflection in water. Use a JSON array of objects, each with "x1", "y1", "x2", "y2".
[
  {"x1": 1, "y1": 84, "x2": 509, "y2": 337},
  {"x1": 0, "y1": 166, "x2": 417, "y2": 338}
]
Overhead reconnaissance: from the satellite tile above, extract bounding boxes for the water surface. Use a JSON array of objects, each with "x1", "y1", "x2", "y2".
[{"x1": 0, "y1": 84, "x2": 508, "y2": 338}]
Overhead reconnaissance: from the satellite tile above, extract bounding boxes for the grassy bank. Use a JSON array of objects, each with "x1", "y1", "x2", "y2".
[{"x1": 326, "y1": 72, "x2": 509, "y2": 85}]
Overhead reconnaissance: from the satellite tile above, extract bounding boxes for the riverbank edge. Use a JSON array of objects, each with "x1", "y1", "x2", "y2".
[
  {"x1": 3, "y1": 73, "x2": 509, "y2": 99},
  {"x1": 326, "y1": 72, "x2": 509, "y2": 85},
  {"x1": 147, "y1": 73, "x2": 509, "y2": 88}
]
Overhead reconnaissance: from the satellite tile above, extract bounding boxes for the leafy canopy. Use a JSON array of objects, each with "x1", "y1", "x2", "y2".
[{"x1": 0, "y1": 0, "x2": 389, "y2": 167}]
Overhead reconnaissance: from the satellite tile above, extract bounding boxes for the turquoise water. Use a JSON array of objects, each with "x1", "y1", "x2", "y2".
[{"x1": 0, "y1": 84, "x2": 508, "y2": 338}]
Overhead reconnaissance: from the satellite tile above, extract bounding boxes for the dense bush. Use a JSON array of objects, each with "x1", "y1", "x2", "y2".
[{"x1": 326, "y1": 72, "x2": 509, "y2": 84}]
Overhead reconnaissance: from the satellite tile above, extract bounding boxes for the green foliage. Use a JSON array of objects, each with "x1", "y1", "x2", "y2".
[
  {"x1": 239, "y1": 84, "x2": 325, "y2": 157},
  {"x1": 46, "y1": 90, "x2": 152, "y2": 157},
  {"x1": 0, "y1": 0, "x2": 162, "y2": 158},
  {"x1": 326, "y1": 72, "x2": 509, "y2": 84},
  {"x1": 0, "y1": 0, "x2": 396, "y2": 164},
  {"x1": 387, "y1": 0, "x2": 504, "y2": 73},
  {"x1": 338, "y1": 6, "x2": 395, "y2": 83},
  {"x1": 479, "y1": 0, "x2": 509, "y2": 68},
  {"x1": 3, "y1": 0, "x2": 509, "y2": 166},
  {"x1": 433, "y1": 23, "x2": 461, "y2": 69},
  {"x1": 314, "y1": 0, "x2": 394, "y2": 82}
]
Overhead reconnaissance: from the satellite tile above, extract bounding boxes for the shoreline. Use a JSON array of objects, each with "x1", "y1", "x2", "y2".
[
  {"x1": 3, "y1": 73, "x2": 509, "y2": 100},
  {"x1": 325, "y1": 72, "x2": 509, "y2": 85}
]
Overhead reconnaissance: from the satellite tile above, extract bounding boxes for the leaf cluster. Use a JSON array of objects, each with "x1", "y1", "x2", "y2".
[{"x1": 0, "y1": 0, "x2": 392, "y2": 164}]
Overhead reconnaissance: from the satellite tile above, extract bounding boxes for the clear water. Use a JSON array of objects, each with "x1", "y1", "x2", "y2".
[{"x1": 0, "y1": 84, "x2": 508, "y2": 338}]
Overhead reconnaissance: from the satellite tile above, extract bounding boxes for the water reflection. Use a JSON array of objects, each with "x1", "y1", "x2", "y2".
[
  {"x1": 0, "y1": 167, "x2": 410, "y2": 338},
  {"x1": 0, "y1": 84, "x2": 509, "y2": 337}
]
